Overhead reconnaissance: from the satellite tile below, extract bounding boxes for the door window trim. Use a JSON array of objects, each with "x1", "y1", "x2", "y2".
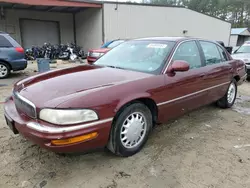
[
  {"x1": 216, "y1": 45, "x2": 229, "y2": 62},
  {"x1": 163, "y1": 39, "x2": 203, "y2": 73}
]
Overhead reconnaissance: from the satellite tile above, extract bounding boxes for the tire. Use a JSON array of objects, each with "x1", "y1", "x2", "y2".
[
  {"x1": 0, "y1": 62, "x2": 10, "y2": 79},
  {"x1": 217, "y1": 79, "x2": 237, "y2": 108},
  {"x1": 108, "y1": 102, "x2": 153, "y2": 157}
]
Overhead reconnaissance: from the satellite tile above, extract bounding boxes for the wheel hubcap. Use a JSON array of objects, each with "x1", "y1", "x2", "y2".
[
  {"x1": 120, "y1": 112, "x2": 147, "y2": 149},
  {"x1": 227, "y1": 83, "x2": 236, "y2": 104},
  {"x1": 0, "y1": 64, "x2": 8, "y2": 78}
]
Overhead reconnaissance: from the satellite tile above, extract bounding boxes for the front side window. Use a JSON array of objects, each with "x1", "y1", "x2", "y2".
[
  {"x1": 172, "y1": 41, "x2": 201, "y2": 69},
  {"x1": 95, "y1": 40, "x2": 175, "y2": 74},
  {"x1": 200, "y1": 41, "x2": 222, "y2": 65}
]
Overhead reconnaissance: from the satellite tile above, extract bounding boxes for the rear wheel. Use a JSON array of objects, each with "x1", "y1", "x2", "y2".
[
  {"x1": 0, "y1": 62, "x2": 10, "y2": 79},
  {"x1": 217, "y1": 79, "x2": 237, "y2": 108},
  {"x1": 108, "y1": 102, "x2": 153, "y2": 157}
]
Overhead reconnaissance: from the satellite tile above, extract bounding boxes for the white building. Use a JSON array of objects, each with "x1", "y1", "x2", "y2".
[
  {"x1": 0, "y1": 0, "x2": 231, "y2": 52},
  {"x1": 230, "y1": 28, "x2": 250, "y2": 47}
]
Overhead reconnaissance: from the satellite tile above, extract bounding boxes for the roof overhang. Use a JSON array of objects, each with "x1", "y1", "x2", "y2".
[{"x1": 0, "y1": 0, "x2": 102, "y2": 13}]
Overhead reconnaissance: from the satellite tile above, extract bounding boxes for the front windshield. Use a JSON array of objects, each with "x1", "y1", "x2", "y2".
[
  {"x1": 95, "y1": 40, "x2": 175, "y2": 74},
  {"x1": 235, "y1": 45, "x2": 250, "y2": 54},
  {"x1": 107, "y1": 40, "x2": 125, "y2": 48}
]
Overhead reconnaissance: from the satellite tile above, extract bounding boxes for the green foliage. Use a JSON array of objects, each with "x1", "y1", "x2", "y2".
[{"x1": 148, "y1": 0, "x2": 250, "y2": 27}]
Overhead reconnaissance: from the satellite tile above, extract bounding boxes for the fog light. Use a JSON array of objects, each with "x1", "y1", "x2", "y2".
[{"x1": 51, "y1": 132, "x2": 98, "y2": 146}]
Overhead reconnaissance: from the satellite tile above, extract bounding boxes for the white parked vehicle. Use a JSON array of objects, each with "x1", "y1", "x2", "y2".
[{"x1": 231, "y1": 43, "x2": 250, "y2": 78}]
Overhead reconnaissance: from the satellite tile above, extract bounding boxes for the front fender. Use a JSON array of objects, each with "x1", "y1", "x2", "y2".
[{"x1": 115, "y1": 92, "x2": 152, "y2": 113}]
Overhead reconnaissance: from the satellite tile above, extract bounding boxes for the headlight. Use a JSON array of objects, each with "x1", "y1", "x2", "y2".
[
  {"x1": 39, "y1": 109, "x2": 98, "y2": 125},
  {"x1": 91, "y1": 52, "x2": 104, "y2": 57}
]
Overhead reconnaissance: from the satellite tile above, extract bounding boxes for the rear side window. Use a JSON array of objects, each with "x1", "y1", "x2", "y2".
[
  {"x1": 172, "y1": 41, "x2": 202, "y2": 69},
  {"x1": 217, "y1": 46, "x2": 228, "y2": 62},
  {"x1": 0, "y1": 35, "x2": 13, "y2": 47},
  {"x1": 200, "y1": 41, "x2": 221, "y2": 65}
]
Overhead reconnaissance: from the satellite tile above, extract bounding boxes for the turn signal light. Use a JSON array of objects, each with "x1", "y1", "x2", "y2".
[{"x1": 51, "y1": 132, "x2": 98, "y2": 146}]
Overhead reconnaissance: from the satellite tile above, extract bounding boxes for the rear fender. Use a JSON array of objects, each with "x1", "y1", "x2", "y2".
[{"x1": 235, "y1": 60, "x2": 246, "y2": 78}]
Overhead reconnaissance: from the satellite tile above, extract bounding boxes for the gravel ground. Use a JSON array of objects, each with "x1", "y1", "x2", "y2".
[{"x1": 1, "y1": 65, "x2": 250, "y2": 188}]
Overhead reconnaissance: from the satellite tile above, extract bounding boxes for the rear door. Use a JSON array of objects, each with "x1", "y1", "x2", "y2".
[
  {"x1": 198, "y1": 41, "x2": 232, "y2": 102},
  {"x1": 158, "y1": 40, "x2": 211, "y2": 122}
]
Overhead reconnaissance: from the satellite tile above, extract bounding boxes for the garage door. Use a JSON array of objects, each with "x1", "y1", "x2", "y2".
[{"x1": 20, "y1": 19, "x2": 60, "y2": 48}]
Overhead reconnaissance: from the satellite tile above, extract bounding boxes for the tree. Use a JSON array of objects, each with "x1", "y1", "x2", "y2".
[{"x1": 148, "y1": 0, "x2": 250, "y2": 28}]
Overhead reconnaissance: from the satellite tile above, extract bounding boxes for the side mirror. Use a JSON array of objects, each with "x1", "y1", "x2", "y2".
[{"x1": 168, "y1": 60, "x2": 190, "y2": 73}]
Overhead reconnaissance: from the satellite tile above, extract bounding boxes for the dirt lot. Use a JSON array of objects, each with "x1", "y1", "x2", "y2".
[{"x1": 1, "y1": 64, "x2": 250, "y2": 188}]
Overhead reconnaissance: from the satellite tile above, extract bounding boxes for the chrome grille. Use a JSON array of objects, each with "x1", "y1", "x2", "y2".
[{"x1": 13, "y1": 92, "x2": 36, "y2": 118}]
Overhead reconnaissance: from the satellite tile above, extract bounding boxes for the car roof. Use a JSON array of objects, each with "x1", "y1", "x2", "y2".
[
  {"x1": 134, "y1": 37, "x2": 225, "y2": 45},
  {"x1": 113, "y1": 39, "x2": 129, "y2": 41},
  {"x1": 134, "y1": 37, "x2": 191, "y2": 42}
]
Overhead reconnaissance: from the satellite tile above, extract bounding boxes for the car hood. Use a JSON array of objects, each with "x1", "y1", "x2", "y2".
[
  {"x1": 15, "y1": 65, "x2": 151, "y2": 108},
  {"x1": 89, "y1": 48, "x2": 110, "y2": 53},
  {"x1": 231, "y1": 53, "x2": 250, "y2": 60}
]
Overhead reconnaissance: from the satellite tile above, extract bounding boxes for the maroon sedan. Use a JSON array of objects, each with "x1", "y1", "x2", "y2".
[{"x1": 4, "y1": 37, "x2": 246, "y2": 157}]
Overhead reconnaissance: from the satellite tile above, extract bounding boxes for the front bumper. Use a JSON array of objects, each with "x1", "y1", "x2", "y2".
[
  {"x1": 4, "y1": 97, "x2": 112, "y2": 153},
  {"x1": 87, "y1": 56, "x2": 97, "y2": 64}
]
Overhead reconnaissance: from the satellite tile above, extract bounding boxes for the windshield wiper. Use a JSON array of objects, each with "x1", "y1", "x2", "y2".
[{"x1": 106, "y1": 65, "x2": 124, "y2": 70}]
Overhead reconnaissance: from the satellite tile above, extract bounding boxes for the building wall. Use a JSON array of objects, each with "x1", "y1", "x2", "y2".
[
  {"x1": 75, "y1": 8, "x2": 103, "y2": 52},
  {"x1": 230, "y1": 35, "x2": 238, "y2": 47},
  {"x1": 0, "y1": 9, "x2": 74, "y2": 46},
  {"x1": 103, "y1": 4, "x2": 231, "y2": 45},
  {"x1": 240, "y1": 29, "x2": 250, "y2": 36}
]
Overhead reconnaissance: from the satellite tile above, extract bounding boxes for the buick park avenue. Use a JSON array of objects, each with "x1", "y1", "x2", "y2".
[{"x1": 4, "y1": 37, "x2": 246, "y2": 157}]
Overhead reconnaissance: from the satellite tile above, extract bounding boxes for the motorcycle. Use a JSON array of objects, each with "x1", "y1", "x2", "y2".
[
  {"x1": 58, "y1": 44, "x2": 77, "y2": 61},
  {"x1": 25, "y1": 43, "x2": 83, "y2": 60},
  {"x1": 25, "y1": 48, "x2": 35, "y2": 60}
]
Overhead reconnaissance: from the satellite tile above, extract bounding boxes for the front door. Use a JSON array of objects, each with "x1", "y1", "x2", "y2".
[{"x1": 158, "y1": 40, "x2": 211, "y2": 122}]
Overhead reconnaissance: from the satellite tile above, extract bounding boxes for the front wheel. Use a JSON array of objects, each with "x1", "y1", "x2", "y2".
[
  {"x1": 217, "y1": 79, "x2": 237, "y2": 108},
  {"x1": 108, "y1": 102, "x2": 153, "y2": 157}
]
